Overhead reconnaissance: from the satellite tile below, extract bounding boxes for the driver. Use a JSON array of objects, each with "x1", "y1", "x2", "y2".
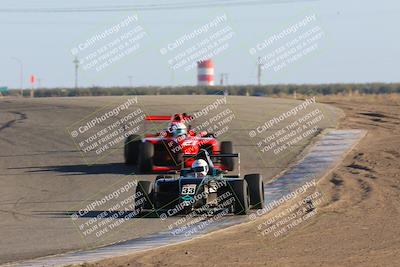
[
  {"x1": 170, "y1": 122, "x2": 187, "y2": 137},
  {"x1": 191, "y1": 159, "x2": 209, "y2": 177}
]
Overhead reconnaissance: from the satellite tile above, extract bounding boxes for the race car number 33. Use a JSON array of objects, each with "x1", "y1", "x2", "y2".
[{"x1": 181, "y1": 184, "x2": 196, "y2": 195}]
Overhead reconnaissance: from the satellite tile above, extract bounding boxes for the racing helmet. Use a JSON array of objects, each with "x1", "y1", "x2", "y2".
[
  {"x1": 170, "y1": 122, "x2": 187, "y2": 137},
  {"x1": 191, "y1": 159, "x2": 209, "y2": 177}
]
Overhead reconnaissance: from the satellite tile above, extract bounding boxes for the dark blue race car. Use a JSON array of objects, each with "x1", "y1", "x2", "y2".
[{"x1": 134, "y1": 149, "x2": 265, "y2": 216}]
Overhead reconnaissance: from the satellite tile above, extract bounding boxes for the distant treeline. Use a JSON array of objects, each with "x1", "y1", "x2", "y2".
[{"x1": 5, "y1": 83, "x2": 400, "y2": 97}]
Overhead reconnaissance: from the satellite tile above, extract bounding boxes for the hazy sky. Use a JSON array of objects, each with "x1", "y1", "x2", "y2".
[{"x1": 0, "y1": 0, "x2": 398, "y2": 88}]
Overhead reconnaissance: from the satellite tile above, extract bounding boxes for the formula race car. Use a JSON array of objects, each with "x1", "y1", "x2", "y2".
[
  {"x1": 134, "y1": 149, "x2": 265, "y2": 216},
  {"x1": 124, "y1": 113, "x2": 235, "y2": 173}
]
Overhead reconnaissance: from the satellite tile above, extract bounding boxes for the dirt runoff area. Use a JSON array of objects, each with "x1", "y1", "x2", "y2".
[{"x1": 80, "y1": 94, "x2": 400, "y2": 267}]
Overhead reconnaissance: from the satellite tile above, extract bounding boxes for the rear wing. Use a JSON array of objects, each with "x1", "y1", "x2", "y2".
[
  {"x1": 145, "y1": 113, "x2": 194, "y2": 123},
  {"x1": 182, "y1": 153, "x2": 239, "y2": 159},
  {"x1": 145, "y1": 116, "x2": 171, "y2": 121},
  {"x1": 209, "y1": 153, "x2": 239, "y2": 158}
]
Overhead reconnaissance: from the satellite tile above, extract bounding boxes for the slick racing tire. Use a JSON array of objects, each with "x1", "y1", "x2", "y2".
[
  {"x1": 244, "y1": 174, "x2": 265, "y2": 209},
  {"x1": 221, "y1": 141, "x2": 234, "y2": 171},
  {"x1": 124, "y1": 134, "x2": 141, "y2": 165},
  {"x1": 138, "y1": 142, "x2": 154, "y2": 173},
  {"x1": 231, "y1": 180, "x2": 250, "y2": 215},
  {"x1": 135, "y1": 181, "x2": 154, "y2": 211}
]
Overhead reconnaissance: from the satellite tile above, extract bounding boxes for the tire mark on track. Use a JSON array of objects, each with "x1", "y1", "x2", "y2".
[{"x1": 0, "y1": 111, "x2": 27, "y2": 132}]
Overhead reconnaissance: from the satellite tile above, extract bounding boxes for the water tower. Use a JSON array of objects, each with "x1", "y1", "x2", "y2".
[{"x1": 197, "y1": 59, "x2": 214, "y2": 86}]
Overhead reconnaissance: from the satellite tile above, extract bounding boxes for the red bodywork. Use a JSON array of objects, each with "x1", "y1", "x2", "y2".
[{"x1": 143, "y1": 113, "x2": 225, "y2": 172}]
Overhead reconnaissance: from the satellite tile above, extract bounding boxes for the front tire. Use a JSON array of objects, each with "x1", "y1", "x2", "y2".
[
  {"x1": 244, "y1": 174, "x2": 265, "y2": 209},
  {"x1": 231, "y1": 180, "x2": 250, "y2": 215},
  {"x1": 138, "y1": 142, "x2": 154, "y2": 173},
  {"x1": 124, "y1": 134, "x2": 141, "y2": 165}
]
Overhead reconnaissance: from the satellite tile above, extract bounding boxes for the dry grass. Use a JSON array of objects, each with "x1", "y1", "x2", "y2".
[
  {"x1": 317, "y1": 93, "x2": 400, "y2": 105},
  {"x1": 274, "y1": 93, "x2": 400, "y2": 106}
]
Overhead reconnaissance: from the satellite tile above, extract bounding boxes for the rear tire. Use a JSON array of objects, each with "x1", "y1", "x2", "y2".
[
  {"x1": 231, "y1": 180, "x2": 250, "y2": 215},
  {"x1": 221, "y1": 141, "x2": 234, "y2": 171},
  {"x1": 135, "y1": 181, "x2": 154, "y2": 212},
  {"x1": 124, "y1": 134, "x2": 141, "y2": 165},
  {"x1": 138, "y1": 142, "x2": 154, "y2": 173},
  {"x1": 244, "y1": 174, "x2": 265, "y2": 209}
]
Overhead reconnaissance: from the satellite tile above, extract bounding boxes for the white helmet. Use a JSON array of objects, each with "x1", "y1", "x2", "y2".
[
  {"x1": 170, "y1": 122, "x2": 187, "y2": 137},
  {"x1": 191, "y1": 159, "x2": 209, "y2": 177}
]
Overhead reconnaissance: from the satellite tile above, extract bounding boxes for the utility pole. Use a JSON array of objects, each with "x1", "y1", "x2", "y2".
[
  {"x1": 220, "y1": 73, "x2": 229, "y2": 85},
  {"x1": 29, "y1": 74, "x2": 35, "y2": 98},
  {"x1": 11, "y1": 57, "x2": 23, "y2": 96},
  {"x1": 73, "y1": 57, "x2": 79, "y2": 89},
  {"x1": 257, "y1": 56, "x2": 262, "y2": 86}
]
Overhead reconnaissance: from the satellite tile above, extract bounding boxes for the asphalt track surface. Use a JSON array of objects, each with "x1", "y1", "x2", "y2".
[{"x1": 0, "y1": 96, "x2": 341, "y2": 264}]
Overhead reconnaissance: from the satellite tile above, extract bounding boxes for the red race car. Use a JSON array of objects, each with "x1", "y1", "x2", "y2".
[{"x1": 124, "y1": 113, "x2": 234, "y2": 173}]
